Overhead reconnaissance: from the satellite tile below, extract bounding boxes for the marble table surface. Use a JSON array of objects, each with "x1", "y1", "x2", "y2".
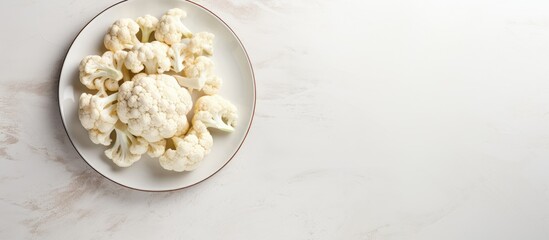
[{"x1": 3, "y1": 0, "x2": 549, "y2": 239}]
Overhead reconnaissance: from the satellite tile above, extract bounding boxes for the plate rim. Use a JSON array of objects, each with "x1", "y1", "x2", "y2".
[{"x1": 57, "y1": 0, "x2": 256, "y2": 192}]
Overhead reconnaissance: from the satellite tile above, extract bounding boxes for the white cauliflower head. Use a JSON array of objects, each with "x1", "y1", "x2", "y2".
[
  {"x1": 125, "y1": 41, "x2": 171, "y2": 74},
  {"x1": 159, "y1": 121, "x2": 212, "y2": 172},
  {"x1": 104, "y1": 18, "x2": 140, "y2": 51},
  {"x1": 79, "y1": 51, "x2": 125, "y2": 96},
  {"x1": 117, "y1": 73, "x2": 192, "y2": 142},
  {"x1": 78, "y1": 92, "x2": 118, "y2": 145},
  {"x1": 136, "y1": 15, "x2": 159, "y2": 42},
  {"x1": 155, "y1": 8, "x2": 192, "y2": 45}
]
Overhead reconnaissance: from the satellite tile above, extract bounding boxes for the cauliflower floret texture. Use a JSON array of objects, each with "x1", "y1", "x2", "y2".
[
  {"x1": 78, "y1": 9, "x2": 238, "y2": 172},
  {"x1": 136, "y1": 15, "x2": 159, "y2": 42},
  {"x1": 147, "y1": 139, "x2": 166, "y2": 158},
  {"x1": 174, "y1": 56, "x2": 222, "y2": 95},
  {"x1": 158, "y1": 95, "x2": 237, "y2": 172},
  {"x1": 105, "y1": 124, "x2": 148, "y2": 167},
  {"x1": 78, "y1": 93, "x2": 118, "y2": 146},
  {"x1": 194, "y1": 95, "x2": 237, "y2": 132},
  {"x1": 125, "y1": 41, "x2": 171, "y2": 74},
  {"x1": 159, "y1": 121, "x2": 212, "y2": 172},
  {"x1": 167, "y1": 39, "x2": 189, "y2": 73},
  {"x1": 104, "y1": 18, "x2": 140, "y2": 51},
  {"x1": 79, "y1": 51, "x2": 125, "y2": 96},
  {"x1": 117, "y1": 74, "x2": 192, "y2": 143},
  {"x1": 187, "y1": 32, "x2": 214, "y2": 56},
  {"x1": 155, "y1": 8, "x2": 192, "y2": 45}
]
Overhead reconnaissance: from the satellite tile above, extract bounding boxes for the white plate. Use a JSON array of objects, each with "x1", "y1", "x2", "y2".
[{"x1": 58, "y1": 0, "x2": 255, "y2": 191}]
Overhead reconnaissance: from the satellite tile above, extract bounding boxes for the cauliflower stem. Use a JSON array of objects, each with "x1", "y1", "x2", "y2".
[
  {"x1": 105, "y1": 124, "x2": 148, "y2": 167},
  {"x1": 80, "y1": 52, "x2": 124, "y2": 96},
  {"x1": 136, "y1": 15, "x2": 159, "y2": 43},
  {"x1": 172, "y1": 75, "x2": 205, "y2": 93}
]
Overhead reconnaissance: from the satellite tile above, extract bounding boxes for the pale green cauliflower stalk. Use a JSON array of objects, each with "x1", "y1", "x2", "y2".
[
  {"x1": 104, "y1": 18, "x2": 140, "y2": 51},
  {"x1": 117, "y1": 73, "x2": 192, "y2": 143},
  {"x1": 79, "y1": 51, "x2": 126, "y2": 96},
  {"x1": 155, "y1": 8, "x2": 192, "y2": 45},
  {"x1": 125, "y1": 41, "x2": 171, "y2": 74},
  {"x1": 136, "y1": 15, "x2": 159, "y2": 43},
  {"x1": 78, "y1": 92, "x2": 118, "y2": 146},
  {"x1": 159, "y1": 95, "x2": 237, "y2": 172},
  {"x1": 105, "y1": 124, "x2": 148, "y2": 167}
]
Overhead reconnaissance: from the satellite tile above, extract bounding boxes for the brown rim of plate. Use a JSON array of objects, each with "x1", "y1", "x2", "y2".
[{"x1": 57, "y1": 0, "x2": 256, "y2": 192}]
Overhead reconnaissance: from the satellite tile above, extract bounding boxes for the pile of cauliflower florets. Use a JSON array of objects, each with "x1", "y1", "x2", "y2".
[{"x1": 78, "y1": 8, "x2": 237, "y2": 172}]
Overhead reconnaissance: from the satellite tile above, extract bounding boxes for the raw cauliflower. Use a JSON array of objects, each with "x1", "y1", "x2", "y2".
[
  {"x1": 158, "y1": 95, "x2": 237, "y2": 172},
  {"x1": 159, "y1": 120, "x2": 212, "y2": 172},
  {"x1": 78, "y1": 92, "x2": 118, "y2": 145},
  {"x1": 117, "y1": 73, "x2": 192, "y2": 142},
  {"x1": 105, "y1": 124, "x2": 148, "y2": 167},
  {"x1": 79, "y1": 51, "x2": 126, "y2": 96},
  {"x1": 104, "y1": 18, "x2": 140, "y2": 51},
  {"x1": 194, "y1": 95, "x2": 237, "y2": 132},
  {"x1": 167, "y1": 39, "x2": 189, "y2": 73},
  {"x1": 187, "y1": 32, "x2": 214, "y2": 56},
  {"x1": 174, "y1": 56, "x2": 222, "y2": 95},
  {"x1": 78, "y1": 9, "x2": 239, "y2": 172},
  {"x1": 155, "y1": 8, "x2": 192, "y2": 45},
  {"x1": 125, "y1": 41, "x2": 171, "y2": 74},
  {"x1": 147, "y1": 139, "x2": 166, "y2": 158},
  {"x1": 136, "y1": 15, "x2": 159, "y2": 42},
  {"x1": 167, "y1": 32, "x2": 214, "y2": 73}
]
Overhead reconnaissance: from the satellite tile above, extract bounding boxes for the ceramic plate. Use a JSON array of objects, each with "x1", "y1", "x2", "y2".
[{"x1": 58, "y1": 0, "x2": 255, "y2": 191}]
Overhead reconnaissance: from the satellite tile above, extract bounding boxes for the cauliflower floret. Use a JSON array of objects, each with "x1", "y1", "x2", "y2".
[
  {"x1": 117, "y1": 73, "x2": 192, "y2": 142},
  {"x1": 104, "y1": 124, "x2": 148, "y2": 167},
  {"x1": 79, "y1": 51, "x2": 124, "y2": 96},
  {"x1": 88, "y1": 129, "x2": 113, "y2": 146},
  {"x1": 159, "y1": 121, "x2": 212, "y2": 171},
  {"x1": 125, "y1": 41, "x2": 171, "y2": 74},
  {"x1": 167, "y1": 39, "x2": 190, "y2": 73},
  {"x1": 104, "y1": 18, "x2": 140, "y2": 51},
  {"x1": 147, "y1": 139, "x2": 166, "y2": 158},
  {"x1": 158, "y1": 95, "x2": 238, "y2": 172},
  {"x1": 155, "y1": 8, "x2": 192, "y2": 45},
  {"x1": 173, "y1": 56, "x2": 222, "y2": 95},
  {"x1": 194, "y1": 95, "x2": 237, "y2": 132},
  {"x1": 201, "y1": 76, "x2": 221, "y2": 95},
  {"x1": 78, "y1": 92, "x2": 118, "y2": 145},
  {"x1": 187, "y1": 32, "x2": 214, "y2": 56},
  {"x1": 167, "y1": 31, "x2": 214, "y2": 73},
  {"x1": 136, "y1": 15, "x2": 159, "y2": 42},
  {"x1": 112, "y1": 50, "x2": 131, "y2": 82}
]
